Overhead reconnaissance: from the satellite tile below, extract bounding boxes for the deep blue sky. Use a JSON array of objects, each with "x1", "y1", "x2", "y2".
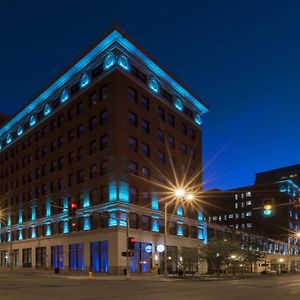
[{"x1": 0, "y1": 0, "x2": 299, "y2": 190}]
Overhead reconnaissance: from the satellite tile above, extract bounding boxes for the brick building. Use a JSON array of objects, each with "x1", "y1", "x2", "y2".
[{"x1": 0, "y1": 24, "x2": 208, "y2": 274}]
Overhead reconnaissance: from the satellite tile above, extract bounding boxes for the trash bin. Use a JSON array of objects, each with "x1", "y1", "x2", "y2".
[
  {"x1": 123, "y1": 268, "x2": 127, "y2": 276},
  {"x1": 54, "y1": 268, "x2": 60, "y2": 274}
]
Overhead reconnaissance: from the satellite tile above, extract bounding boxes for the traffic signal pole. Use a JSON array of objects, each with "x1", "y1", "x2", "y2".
[{"x1": 126, "y1": 217, "x2": 131, "y2": 280}]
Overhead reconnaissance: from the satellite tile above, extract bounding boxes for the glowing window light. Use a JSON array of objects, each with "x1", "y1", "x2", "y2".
[
  {"x1": 80, "y1": 73, "x2": 90, "y2": 89},
  {"x1": 109, "y1": 181, "x2": 117, "y2": 201},
  {"x1": 63, "y1": 221, "x2": 69, "y2": 233},
  {"x1": 83, "y1": 194, "x2": 90, "y2": 208},
  {"x1": 104, "y1": 52, "x2": 116, "y2": 70},
  {"x1": 194, "y1": 113, "x2": 202, "y2": 126},
  {"x1": 44, "y1": 103, "x2": 52, "y2": 116},
  {"x1": 109, "y1": 212, "x2": 118, "y2": 227},
  {"x1": 18, "y1": 230, "x2": 23, "y2": 240},
  {"x1": 177, "y1": 207, "x2": 183, "y2": 217},
  {"x1": 118, "y1": 55, "x2": 130, "y2": 71},
  {"x1": 198, "y1": 211, "x2": 204, "y2": 222},
  {"x1": 46, "y1": 224, "x2": 52, "y2": 236},
  {"x1": 151, "y1": 195, "x2": 159, "y2": 210},
  {"x1": 18, "y1": 210, "x2": 23, "y2": 224},
  {"x1": 31, "y1": 227, "x2": 36, "y2": 238},
  {"x1": 17, "y1": 126, "x2": 23, "y2": 136},
  {"x1": 83, "y1": 217, "x2": 91, "y2": 230},
  {"x1": 174, "y1": 98, "x2": 183, "y2": 111},
  {"x1": 152, "y1": 219, "x2": 159, "y2": 232},
  {"x1": 6, "y1": 134, "x2": 12, "y2": 144},
  {"x1": 119, "y1": 212, "x2": 127, "y2": 227},
  {"x1": 119, "y1": 181, "x2": 129, "y2": 202},
  {"x1": 148, "y1": 77, "x2": 160, "y2": 94},
  {"x1": 177, "y1": 224, "x2": 183, "y2": 236},
  {"x1": 29, "y1": 115, "x2": 36, "y2": 127},
  {"x1": 61, "y1": 89, "x2": 70, "y2": 103}
]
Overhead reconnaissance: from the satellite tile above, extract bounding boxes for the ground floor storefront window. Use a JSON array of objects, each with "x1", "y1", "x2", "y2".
[
  {"x1": 23, "y1": 248, "x2": 32, "y2": 268},
  {"x1": 51, "y1": 245, "x2": 64, "y2": 270},
  {"x1": 90, "y1": 241, "x2": 108, "y2": 273},
  {"x1": 36, "y1": 247, "x2": 46, "y2": 269},
  {"x1": 0, "y1": 250, "x2": 8, "y2": 267},
  {"x1": 69, "y1": 243, "x2": 84, "y2": 271},
  {"x1": 130, "y1": 242, "x2": 152, "y2": 273}
]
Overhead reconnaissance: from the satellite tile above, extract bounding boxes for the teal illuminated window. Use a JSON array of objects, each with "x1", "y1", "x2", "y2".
[
  {"x1": 174, "y1": 98, "x2": 183, "y2": 111},
  {"x1": 61, "y1": 89, "x2": 70, "y2": 103},
  {"x1": 104, "y1": 52, "x2": 116, "y2": 70},
  {"x1": 17, "y1": 126, "x2": 23, "y2": 136},
  {"x1": 118, "y1": 55, "x2": 130, "y2": 71},
  {"x1": 29, "y1": 115, "x2": 36, "y2": 127},
  {"x1": 148, "y1": 77, "x2": 160, "y2": 94},
  {"x1": 194, "y1": 113, "x2": 202, "y2": 126},
  {"x1": 80, "y1": 73, "x2": 90, "y2": 89},
  {"x1": 44, "y1": 103, "x2": 52, "y2": 116},
  {"x1": 6, "y1": 134, "x2": 12, "y2": 144}
]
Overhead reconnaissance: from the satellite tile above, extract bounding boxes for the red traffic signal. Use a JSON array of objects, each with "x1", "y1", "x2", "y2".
[
  {"x1": 293, "y1": 198, "x2": 300, "y2": 208},
  {"x1": 68, "y1": 201, "x2": 78, "y2": 216},
  {"x1": 128, "y1": 237, "x2": 135, "y2": 250}
]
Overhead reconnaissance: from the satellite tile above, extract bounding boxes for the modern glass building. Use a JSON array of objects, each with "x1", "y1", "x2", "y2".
[{"x1": 0, "y1": 24, "x2": 208, "y2": 274}]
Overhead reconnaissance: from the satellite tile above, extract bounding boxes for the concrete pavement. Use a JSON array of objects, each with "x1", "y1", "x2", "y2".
[{"x1": 0, "y1": 271, "x2": 300, "y2": 299}]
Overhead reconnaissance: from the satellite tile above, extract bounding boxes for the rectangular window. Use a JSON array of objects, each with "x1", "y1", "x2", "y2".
[
  {"x1": 167, "y1": 113, "x2": 175, "y2": 127},
  {"x1": 100, "y1": 135, "x2": 108, "y2": 150},
  {"x1": 100, "y1": 109, "x2": 108, "y2": 125},
  {"x1": 128, "y1": 136, "x2": 138, "y2": 152},
  {"x1": 141, "y1": 96, "x2": 149, "y2": 110},
  {"x1": 128, "y1": 161, "x2": 138, "y2": 174},
  {"x1": 157, "y1": 151, "x2": 165, "y2": 164},
  {"x1": 100, "y1": 85, "x2": 108, "y2": 101},
  {"x1": 77, "y1": 124, "x2": 85, "y2": 138},
  {"x1": 51, "y1": 245, "x2": 64, "y2": 270},
  {"x1": 157, "y1": 129, "x2": 165, "y2": 143},
  {"x1": 69, "y1": 243, "x2": 84, "y2": 271},
  {"x1": 90, "y1": 241, "x2": 108, "y2": 273},
  {"x1": 181, "y1": 122, "x2": 188, "y2": 135},
  {"x1": 22, "y1": 248, "x2": 32, "y2": 268},
  {"x1": 141, "y1": 119, "x2": 150, "y2": 134},
  {"x1": 77, "y1": 101, "x2": 84, "y2": 115},
  {"x1": 89, "y1": 116, "x2": 97, "y2": 131},
  {"x1": 141, "y1": 143, "x2": 150, "y2": 157},
  {"x1": 130, "y1": 186, "x2": 138, "y2": 204},
  {"x1": 157, "y1": 107, "x2": 165, "y2": 120},
  {"x1": 128, "y1": 112, "x2": 137, "y2": 127},
  {"x1": 128, "y1": 87, "x2": 137, "y2": 103}
]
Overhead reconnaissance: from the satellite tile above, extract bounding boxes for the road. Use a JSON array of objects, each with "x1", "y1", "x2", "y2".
[{"x1": 0, "y1": 272, "x2": 300, "y2": 300}]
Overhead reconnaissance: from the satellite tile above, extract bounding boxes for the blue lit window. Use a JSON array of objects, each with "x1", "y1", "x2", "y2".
[
  {"x1": 151, "y1": 195, "x2": 159, "y2": 210},
  {"x1": 177, "y1": 224, "x2": 183, "y2": 236},
  {"x1": 148, "y1": 77, "x2": 160, "y2": 94},
  {"x1": 69, "y1": 243, "x2": 84, "y2": 271},
  {"x1": 61, "y1": 89, "x2": 70, "y2": 103},
  {"x1": 104, "y1": 52, "x2": 116, "y2": 70},
  {"x1": 29, "y1": 115, "x2": 36, "y2": 127},
  {"x1": 194, "y1": 113, "x2": 202, "y2": 126},
  {"x1": 152, "y1": 219, "x2": 159, "y2": 232},
  {"x1": 174, "y1": 98, "x2": 183, "y2": 111},
  {"x1": 109, "y1": 212, "x2": 118, "y2": 227},
  {"x1": 177, "y1": 207, "x2": 183, "y2": 217},
  {"x1": 90, "y1": 241, "x2": 108, "y2": 273},
  {"x1": 118, "y1": 55, "x2": 130, "y2": 71},
  {"x1": 80, "y1": 73, "x2": 90, "y2": 89},
  {"x1": 51, "y1": 245, "x2": 64, "y2": 270},
  {"x1": 44, "y1": 103, "x2": 52, "y2": 116},
  {"x1": 17, "y1": 126, "x2": 23, "y2": 136},
  {"x1": 6, "y1": 134, "x2": 12, "y2": 144}
]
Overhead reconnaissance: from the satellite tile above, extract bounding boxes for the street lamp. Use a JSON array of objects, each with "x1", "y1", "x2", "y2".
[{"x1": 163, "y1": 188, "x2": 194, "y2": 278}]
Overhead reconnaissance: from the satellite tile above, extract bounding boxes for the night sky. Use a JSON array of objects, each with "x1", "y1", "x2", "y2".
[{"x1": 0, "y1": 0, "x2": 299, "y2": 190}]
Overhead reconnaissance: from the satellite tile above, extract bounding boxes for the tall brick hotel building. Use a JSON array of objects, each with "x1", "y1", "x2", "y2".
[{"x1": 0, "y1": 24, "x2": 208, "y2": 274}]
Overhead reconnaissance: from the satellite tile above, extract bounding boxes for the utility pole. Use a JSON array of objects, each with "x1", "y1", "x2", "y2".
[{"x1": 126, "y1": 217, "x2": 130, "y2": 280}]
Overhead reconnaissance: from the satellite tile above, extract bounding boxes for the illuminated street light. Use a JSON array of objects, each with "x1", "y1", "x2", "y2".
[
  {"x1": 296, "y1": 232, "x2": 300, "y2": 238},
  {"x1": 186, "y1": 193, "x2": 194, "y2": 201},
  {"x1": 174, "y1": 188, "x2": 185, "y2": 198},
  {"x1": 279, "y1": 258, "x2": 284, "y2": 263},
  {"x1": 231, "y1": 255, "x2": 236, "y2": 259}
]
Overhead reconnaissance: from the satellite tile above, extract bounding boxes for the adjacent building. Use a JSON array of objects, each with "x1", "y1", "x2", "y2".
[
  {"x1": 0, "y1": 24, "x2": 208, "y2": 274},
  {"x1": 205, "y1": 165, "x2": 300, "y2": 256}
]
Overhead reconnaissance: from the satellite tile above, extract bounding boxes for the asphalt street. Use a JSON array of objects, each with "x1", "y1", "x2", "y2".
[{"x1": 0, "y1": 272, "x2": 300, "y2": 300}]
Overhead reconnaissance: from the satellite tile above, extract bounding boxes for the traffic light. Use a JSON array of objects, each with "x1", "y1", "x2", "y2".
[
  {"x1": 68, "y1": 200, "x2": 78, "y2": 216},
  {"x1": 263, "y1": 201, "x2": 273, "y2": 216},
  {"x1": 128, "y1": 237, "x2": 135, "y2": 250}
]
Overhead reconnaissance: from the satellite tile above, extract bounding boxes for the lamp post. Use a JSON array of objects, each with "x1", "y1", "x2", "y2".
[{"x1": 163, "y1": 188, "x2": 194, "y2": 278}]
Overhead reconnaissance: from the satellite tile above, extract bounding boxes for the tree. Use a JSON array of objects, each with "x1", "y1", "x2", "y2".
[
  {"x1": 199, "y1": 238, "x2": 241, "y2": 276},
  {"x1": 177, "y1": 247, "x2": 200, "y2": 276},
  {"x1": 242, "y1": 237, "x2": 266, "y2": 272}
]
